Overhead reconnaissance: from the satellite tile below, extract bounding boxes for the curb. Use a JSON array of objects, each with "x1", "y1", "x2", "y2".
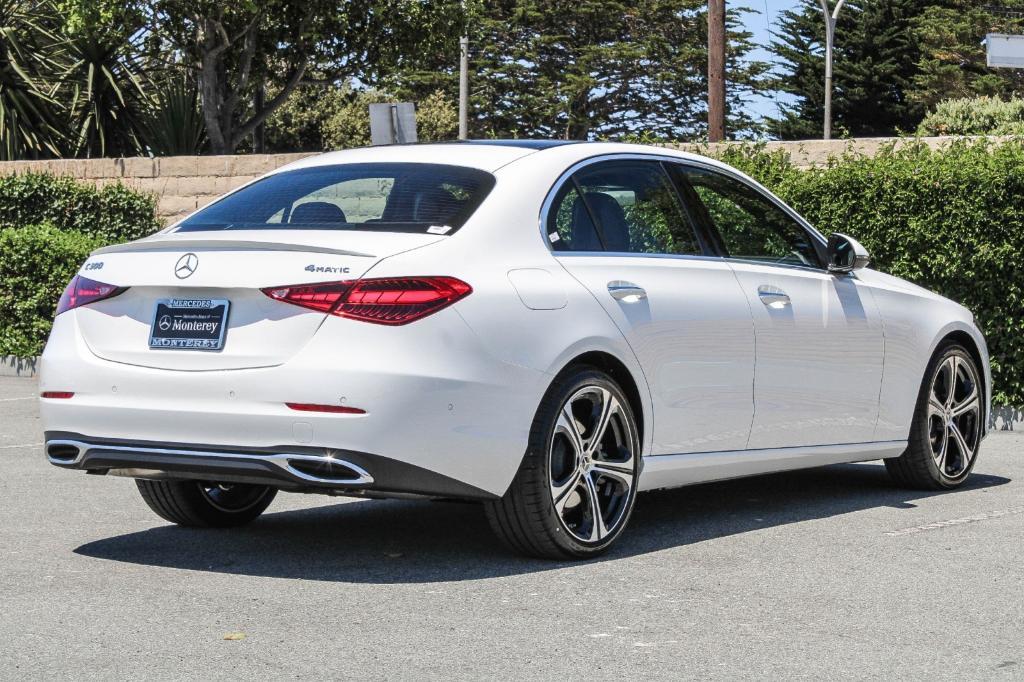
[
  {"x1": 3, "y1": 352, "x2": 1022, "y2": 430},
  {"x1": 1, "y1": 355, "x2": 37, "y2": 378}
]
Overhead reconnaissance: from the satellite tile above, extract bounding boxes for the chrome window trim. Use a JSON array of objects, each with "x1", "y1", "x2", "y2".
[{"x1": 538, "y1": 152, "x2": 830, "y2": 273}]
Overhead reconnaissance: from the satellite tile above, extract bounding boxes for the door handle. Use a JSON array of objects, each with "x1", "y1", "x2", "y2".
[
  {"x1": 607, "y1": 281, "x2": 647, "y2": 302},
  {"x1": 757, "y1": 285, "x2": 790, "y2": 308}
]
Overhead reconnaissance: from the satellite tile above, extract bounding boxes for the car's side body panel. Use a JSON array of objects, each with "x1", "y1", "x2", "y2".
[
  {"x1": 856, "y1": 268, "x2": 991, "y2": 441},
  {"x1": 555, "y1": 254, "x2": 756, "y2": 454},
  {"x1": 728, "y1": 262, "x2": 885, "y2": 448}
]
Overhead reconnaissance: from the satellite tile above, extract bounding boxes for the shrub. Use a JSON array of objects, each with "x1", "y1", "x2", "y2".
[
  {"x1": 917, "y1": 96, "x2": 1024, "y2": 136},
  {"x1": 0, "y1": 224, "x2": 103, "y2": 357},
  {"x1": 709, "y1": 139, "x2": 1024, "y2": 405},
  {"x1": 0, "y1": 172, "x2": 160, "y2": 242}
]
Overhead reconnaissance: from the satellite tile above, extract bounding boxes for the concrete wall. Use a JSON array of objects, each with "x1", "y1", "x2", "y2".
[
  {"x1": 0, "y1": 136, "x2": 1001, "y2": 222},
  {"x1": 669, "y1": 135, "x2": 1002, "y2": 170},
  {"x1": 0, "y1": 153, "x2": 314, "y2": 223}
]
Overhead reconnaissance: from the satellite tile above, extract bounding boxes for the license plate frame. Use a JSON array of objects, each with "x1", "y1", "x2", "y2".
[{"x1": 149, "y1": 298, "x2": 231, "y2": 351}]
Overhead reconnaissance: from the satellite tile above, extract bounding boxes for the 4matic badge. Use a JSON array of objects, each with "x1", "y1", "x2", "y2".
[{"x1": 305, "y1": 264, "x2": 351, "y2": 274}]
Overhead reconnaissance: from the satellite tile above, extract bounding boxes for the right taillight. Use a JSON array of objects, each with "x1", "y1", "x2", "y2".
[
  {"x1": 262, "y1": 276, "x2": 471, "y2": 325},
  {"x1": 55, "y1": 275, "x2": 126, "y2": 315}
]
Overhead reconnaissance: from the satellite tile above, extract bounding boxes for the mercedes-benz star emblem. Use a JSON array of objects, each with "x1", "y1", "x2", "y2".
[
  {"x1": 157, "y1": 315, "x2": 172, "y2": 331},
  {"x1": 175, "y1": 253, "x2": 198, "y2": 279}
]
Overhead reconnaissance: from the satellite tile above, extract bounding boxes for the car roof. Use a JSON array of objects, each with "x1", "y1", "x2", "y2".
[{"x1": 274, "y1": 140, "x2": 728, "y2": 175}]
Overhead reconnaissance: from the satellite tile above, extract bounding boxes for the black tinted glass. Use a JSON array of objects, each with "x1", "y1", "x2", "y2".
[
  {"x1": 177, "y1": 163, "x2": 495, "y2": 234},
  {"x1": 679, "y1": 167, "x2": 822, "y2": 268}
]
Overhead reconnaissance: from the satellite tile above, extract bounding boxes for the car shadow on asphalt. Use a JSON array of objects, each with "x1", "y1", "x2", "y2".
[{"x1": 74, "y1": 462, "x2": 1010, "y2": 583}]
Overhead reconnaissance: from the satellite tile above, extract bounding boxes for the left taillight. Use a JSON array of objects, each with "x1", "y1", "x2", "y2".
[
  {"x1": 262, "y1": 276, "x2": 472, "y2": 326},
  {"x1": 55, "y1": 275, "x2": 126, "y2": 315}
]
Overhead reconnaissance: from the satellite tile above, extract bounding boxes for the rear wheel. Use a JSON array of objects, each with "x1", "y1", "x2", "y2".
[
  {"x1": 136, "y1": 479, "x2": 277, "y2": 527},
  {"x1": 885, "y1": 344, "x2": 983, "y2": 489},
  {"x1": 485, "y1": 367, "x2": 640, "y2": 559}
]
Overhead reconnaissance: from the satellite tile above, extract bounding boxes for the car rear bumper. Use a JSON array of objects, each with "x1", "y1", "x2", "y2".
[
  {"x1": 39, "y1": 310, "x2": 549, "y2": 498},
  {"x1": 44, "y1": 432, "x2": 497, "y2": 499}
]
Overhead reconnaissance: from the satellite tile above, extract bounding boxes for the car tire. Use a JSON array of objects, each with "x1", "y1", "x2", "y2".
[
  {"x1": 485, "y1": 366, "x2": 640, "y2": 559},
  {"x1": 885, "y1": 343, "x2": 984, "y2": 490},
  {"x1": 136, "y1": 479, "x2": 277, "y2": 527}
]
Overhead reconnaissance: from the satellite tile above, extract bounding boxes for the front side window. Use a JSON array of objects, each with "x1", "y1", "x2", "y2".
[
  {"x1": 547, "y1": 160, "x2": 700, "y2": 256},
  {"x1": 177, "y1": 163, "x2": 495, "y2": 234},
  {"x1": 676, "y1": 167, "x2": 822, "y2": 268}
]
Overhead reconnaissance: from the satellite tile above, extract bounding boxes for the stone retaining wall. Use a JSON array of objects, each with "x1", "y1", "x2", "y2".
[{"x1": 0, "y1": 136, "x2": 1000, "y2": 222}]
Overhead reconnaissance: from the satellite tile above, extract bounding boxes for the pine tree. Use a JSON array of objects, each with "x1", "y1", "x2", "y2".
[
  {"x1": 769, "y1": 0, "x2": 932, "y2": 138},
  {"x1": 387, "y1": 0, "x2": 770, "y2": 141},
  {"x1": 911, "y1": 0, "x2": 1024, "y2": 109}
]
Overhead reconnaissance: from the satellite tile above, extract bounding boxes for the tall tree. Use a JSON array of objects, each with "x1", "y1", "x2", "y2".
[
  {"x1": 0, "y1": 0, "x2": 64, "y2": 159},
  {"x1": 769, "y1": 0, "x2": 932, "y2": 138},
  {"x1": 146, "y1": 1, "x2": 465, "y2": 155},
  {"x1": 911, "y1": 1, "x2": 1024, "y2": 109},
  {"x1": 389, "y1": 0, "x2": 769, "y2": 141}
]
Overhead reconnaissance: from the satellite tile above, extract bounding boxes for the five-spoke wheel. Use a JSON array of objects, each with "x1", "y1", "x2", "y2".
[
  {"x1": 926, "y1": 354, "x2": 981, "y2": 479},
  {"x1": 549, "y1": 386, "x2": 635, "y2": 543},
  {"x1": 486, "y1": 366, "x2": 640, "y2": 559},
  {"x1": 886, "y1": 344, "x2": 983, "y2": 489}
]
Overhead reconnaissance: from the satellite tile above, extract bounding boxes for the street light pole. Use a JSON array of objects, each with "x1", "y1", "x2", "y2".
[
  {"x1": 458, "y1": 1, "x2": 469, "y2": 140},
  {"x1": 819, "y1": 0, "x2": 845, "y2": 140}
]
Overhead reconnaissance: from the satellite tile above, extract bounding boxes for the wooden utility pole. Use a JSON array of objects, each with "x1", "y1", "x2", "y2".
[{"x1": 707, "y1": 0, "x2": 726, "y2": 142}]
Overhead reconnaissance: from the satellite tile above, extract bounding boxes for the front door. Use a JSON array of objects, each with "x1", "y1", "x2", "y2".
[{"x1": 675, "y1": 164, "x2": 884, "y2": 449}]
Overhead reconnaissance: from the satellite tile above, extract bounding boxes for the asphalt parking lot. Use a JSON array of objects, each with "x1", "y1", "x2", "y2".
[{"x1": 1, "y1": 374, "x2": 1022, "y2": 680}]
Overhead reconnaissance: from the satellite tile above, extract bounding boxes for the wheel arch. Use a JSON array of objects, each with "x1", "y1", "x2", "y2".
[
  {"x1": 557, "y1": 350, "x2": 648, "y2": 451},
  {"x1": 933, "y1": 328, "x2": 990, "y2": 435}
]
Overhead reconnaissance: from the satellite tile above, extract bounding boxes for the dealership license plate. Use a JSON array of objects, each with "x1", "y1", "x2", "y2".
[{"x1": 149, "y1": 298, "x2": 230, "y2": 350}]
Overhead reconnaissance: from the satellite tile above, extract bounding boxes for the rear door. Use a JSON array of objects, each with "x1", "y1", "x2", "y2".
[
  {"x1": 549, "y1": 157, "x2": 755, "y2": 454},
  {"x1": 673, "y1": 163, "x2": 884, "y2": 448}
]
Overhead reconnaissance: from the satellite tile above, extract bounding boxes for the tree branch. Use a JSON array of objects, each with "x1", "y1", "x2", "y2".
[{"x1": 231, "y1": 61, "x2": 308, "y2": 147}]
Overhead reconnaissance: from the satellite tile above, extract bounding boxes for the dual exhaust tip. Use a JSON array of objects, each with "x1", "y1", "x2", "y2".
[{"x1": 44, "y1": 439, "x2": 373, "y2": 486}]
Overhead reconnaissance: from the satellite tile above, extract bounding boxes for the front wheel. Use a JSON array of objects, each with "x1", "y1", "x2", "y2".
[
  {"x1": 485, "y1": 367, "x2": 640, "y2": 559},
  {"x1": 885, "y1": 344, "x2": 983, "y2": 489},
  {"x1": 136, "y1": 479, "x2": 277, "y2": 527}
]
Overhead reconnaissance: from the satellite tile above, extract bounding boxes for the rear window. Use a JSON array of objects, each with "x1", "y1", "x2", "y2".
[{"x1": 176, "y1": 163, "x2": 496, "y2": 234}]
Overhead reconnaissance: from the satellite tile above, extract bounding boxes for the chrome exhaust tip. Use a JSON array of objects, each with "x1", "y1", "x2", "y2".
[
  {"x1": 281, "y1": 455, "x2": 373, "y2": 485},
  {"x1": 45, "y1": 440, "x2": 85, "y2": 465}
]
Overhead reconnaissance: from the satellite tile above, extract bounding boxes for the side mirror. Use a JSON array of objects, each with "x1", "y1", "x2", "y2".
[{"x1": 827, "y1": 233, "x2": 870, "y2": 274}]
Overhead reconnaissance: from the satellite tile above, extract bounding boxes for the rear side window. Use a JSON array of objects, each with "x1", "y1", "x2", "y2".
[
  {"x1": 546, "y1": 160, "x2": 700, "y2": 256},
  {"x1": 177, "y1": 163, "x2": 495, "y2": 234}
]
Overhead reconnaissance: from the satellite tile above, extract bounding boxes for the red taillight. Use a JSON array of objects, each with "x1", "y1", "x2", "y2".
[
  {"x1": 40, "y1": 392, "x2": 74, "y2": 399},
  {"x1": 56, "y1": 275, "x2": 126, "y2": 315},
  {"x1": 285, "y1": 402, "x2": 366, "y2": 414},
  {"x1": 262, "y1": 276, "x2": 472, "y2": 325}
]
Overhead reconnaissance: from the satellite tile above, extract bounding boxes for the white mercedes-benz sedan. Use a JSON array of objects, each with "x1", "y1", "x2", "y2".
[{"x1": 40, "y1": 140, "x2": 990, "y2": 558}]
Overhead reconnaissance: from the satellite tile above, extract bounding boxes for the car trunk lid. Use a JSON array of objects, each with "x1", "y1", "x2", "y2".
[{"x1": 74, "y1": 230, "x2": 442, "y2": 371}]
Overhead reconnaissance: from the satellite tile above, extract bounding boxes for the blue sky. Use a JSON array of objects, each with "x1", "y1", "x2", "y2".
[{"x1": 741, "y1": 0, "x2": 803, "y2": 125}]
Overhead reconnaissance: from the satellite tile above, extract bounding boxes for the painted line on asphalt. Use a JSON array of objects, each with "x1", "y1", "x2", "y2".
[
  {"x1": 0, "y1": 397, "x2": 35, "y2": 402},
  {"x1": 0, "y1": 442, "x2": 42, "y2": 450},
  {"x1": 886, "y1": 506, "x2": 1024, "y2": 536}
]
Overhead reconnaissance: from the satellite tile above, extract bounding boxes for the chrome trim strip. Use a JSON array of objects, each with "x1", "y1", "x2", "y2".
[
  {"x1": 537, "y1": 151, "x2": 830, "y2": 273},
  {"x1": 92, "y1": 240, "x2": 375, "y2": 258},
  {"x1": 44, "y1": 439, "x2": 374, "y2": 486}
]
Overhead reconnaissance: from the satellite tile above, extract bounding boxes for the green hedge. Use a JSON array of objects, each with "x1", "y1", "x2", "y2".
[
  {"x1": 918, "y1": 96, "x2": 1024, "y2": 136},
  {"x1": 0, "y1": 224, "x2": 104, "y2": 357},
  {"x1": 715, "y1": 140, "x2": 1024, "y2": 405},
  {"x1": 0, "y1": 172, "x2": 160, "y2": 242}
]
